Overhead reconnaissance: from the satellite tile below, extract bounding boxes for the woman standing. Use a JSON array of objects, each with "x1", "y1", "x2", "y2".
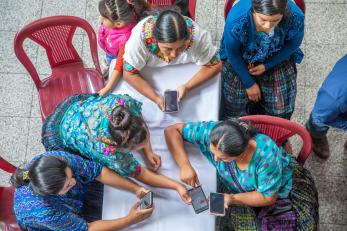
[
  {"x1": 165, "y1": 119, "x2": 318, "y2": 230},
  {"x1": 220, "y1": 0, "x2": 304, "y2": 119}
]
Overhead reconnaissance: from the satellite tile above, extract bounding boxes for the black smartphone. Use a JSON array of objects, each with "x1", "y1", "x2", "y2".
[
  {"x1": 188, "y1": 186, "x2": 209, "y2": 214},
  {"x1": 209, "y1": 192, "x2": 225, "y2": 216},
  {"x1": 140, "y1": 191, "x2": 153, "y2": 210},
  {"x1": 164, "y1": 90, "x2": 179, "y2": 113}
]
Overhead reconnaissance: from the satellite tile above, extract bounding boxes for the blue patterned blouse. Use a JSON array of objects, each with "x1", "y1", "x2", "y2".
[
  {"x1": 13, "y1": 151, "x2": 103, "y2": 231},
  {"x1": 182, "y1": 121, "x2": 293, "y2": 198},
  {"x1": 220, "y1": 0, "x2": 304, "y2": 88},
  {"x1": 60, "y1": 94, "x2": 143, "y2": 178}
]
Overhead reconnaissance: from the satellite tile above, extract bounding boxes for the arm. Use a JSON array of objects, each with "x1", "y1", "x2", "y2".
[
  {"x1": 225, "y1": 191, "x2": 277, "y2": 207},
  {"x1": 96, "y1": 167, "x2": 141, "y2": 195},
  {"x1": 178, "y1": 62, "x2": 222, "y2": 101},
  {"x1": 143, "y1": 140, "x2": 161, "y2": 170},
  {"x1": 98, "y1": 70, "x2": 122, "y2": 96},
  {"x1": 123, "y1": 71, "x2": 164, "y2": 111},
  {"x1": 164, "y1": 123, "x2": 200, "y2": 186},
  {"x1": 264, "y1": 29, "x2": 304, "y2": 70}
]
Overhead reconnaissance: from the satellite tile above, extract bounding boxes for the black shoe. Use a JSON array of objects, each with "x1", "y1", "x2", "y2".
[{"x1": 311, "y1": 135, "x2": 330, "y2": 159}]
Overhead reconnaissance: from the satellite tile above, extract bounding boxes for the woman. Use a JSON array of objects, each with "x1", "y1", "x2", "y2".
[
  {"x1": 123, "y1": 9, "x2": 221, "y2": 111},
  {"x1": 165, "y1": 119, "x2": 318, "y2": 230},
  {"x1": 42, "y1": 93, "x2": 191, "y2": 204},
  {"x1": 220, "y1": 0, "x2": 304, "y2": 119},
  {"x1": 12, "y1": 151, "x2": 154, "y2": 230}
]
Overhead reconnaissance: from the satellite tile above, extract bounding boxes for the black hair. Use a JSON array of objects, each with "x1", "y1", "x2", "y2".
[
  {"x1": 153, "y1": 9, "x2": 190, "y2": 43},
  {"x1": 98, "y1": 0, "x2": 149, "y2": 24},
  {"x1": 209, "y1": 119, "x2": 258, "y2": 157},
  {"x1": 108, "y1": 106, "x2": 147, "y2": 149},
  {"x1": 10, "y1": 155, "x2": 68, "y2": 195},
  {"x1": 252, "y1": 0, "x2": 289, "y2": 17}
]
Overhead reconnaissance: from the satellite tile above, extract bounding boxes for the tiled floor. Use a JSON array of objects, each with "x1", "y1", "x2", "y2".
[{"x1": 0, "y1": 0, "x2": 346, "y2": 229}]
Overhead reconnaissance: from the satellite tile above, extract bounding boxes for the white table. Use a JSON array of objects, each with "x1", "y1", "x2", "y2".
[{"x1": 103, "y1": 61, "x2": 220, "y2": 231}]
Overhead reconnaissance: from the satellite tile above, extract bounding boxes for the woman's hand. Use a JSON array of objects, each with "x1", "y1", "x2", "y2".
[
  {"x1": 177, "y1": 84, "x2": 189, "y2": 102},
  {"x1": 145, "y1": 152, "x2": 161, "y2": 171},
  {"x1": 98, "y1": 86, "x2": 111, "y2": 97},
  {"x1": 135, "y1": 187, "x2": 150, "y2": 199},
  {"x1": 224, "y1": 193, "x2": 235, "y2": 208},
  {"x1": 246, "y1": 83, "x2": 261, "y2": 102},
  {"x1": 180, "y1": 164, "x2": 200, "y2": 187},
  {"x1": 176, "y1": 184, "x2": 192, "y2": 204},
  {"x1": 127, "y1": 202, "x2": 154, "y2": 225},
  {"x1": 155, "y1": 95, "x2": 165, "y2": 111},
  {"x1": 249, "y1": 64, "x2": 266, "y2": 76}
]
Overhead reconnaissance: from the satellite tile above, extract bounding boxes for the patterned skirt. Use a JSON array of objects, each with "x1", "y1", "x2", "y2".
[
  {"x1": 221, "y1": 60, "x2": 297, "y2": 120},
  {"x1": 216, "y1": 160, "x2": 319, "y2": 231},
  {"x1": 41, "y1": 94, "x2": 92, "y2": 152}
]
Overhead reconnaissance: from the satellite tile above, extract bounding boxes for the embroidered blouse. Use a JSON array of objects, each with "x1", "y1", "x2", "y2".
[
  {"x1": 182, "y1": 121, "x2": 293, "y2": 198},
  {"x1": 220, "y1": 0, "x2": 305, "y2": 88},
  {"x1": 14, "y1": 151, "x2": 103, "y2": 231},
  {"x1": 123, "y1": 15, "x2": 220, "y2": 73},
  {"x1": 60, "y1": 94, "x2": 143, "y2": 177}
]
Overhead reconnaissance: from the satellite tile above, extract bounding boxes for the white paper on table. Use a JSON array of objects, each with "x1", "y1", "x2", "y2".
[{"x1": 102, "y1": 59, "x2": 220, "y2": 231}]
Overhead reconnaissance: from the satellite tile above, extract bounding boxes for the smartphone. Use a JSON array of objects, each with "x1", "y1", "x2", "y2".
[
  {"x1": 209, "y1": 192, "x2": 225, "y2": 216},
  {"x1": 140, "y1": 191, "x2": 153, "y2": 210},
  {"x1": 188, "y1": 186, "x2": 209, "y2": 214},
  {"x1": 164, "y1": 90, "x2": 179, "y2": 113}
]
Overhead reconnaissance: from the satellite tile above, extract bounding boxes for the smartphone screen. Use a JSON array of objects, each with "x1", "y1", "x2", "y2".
[
  {"x1": 140, "y1": 191, "x2": 153, "y2": 210},
  {"x1": 164, "y1": 90, "x2": 178, "y2": 112},
  {"x1": 209, "y1": 192, "x2": 225, "y2": 216},
  {"x1": 188, "y1": 186, "x2": 209, "y2": 214}
]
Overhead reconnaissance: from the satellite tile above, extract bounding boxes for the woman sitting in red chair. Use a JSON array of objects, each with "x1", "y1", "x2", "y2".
[{"x1": 165, "y1": 119, "x2": 319, "y2": 231}]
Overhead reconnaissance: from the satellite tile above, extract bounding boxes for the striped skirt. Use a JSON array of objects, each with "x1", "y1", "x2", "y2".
[
  {"x1": 221, "y1": 60, "x2": 297, "y2": 120},
  {"x1": 41, "y1": 94, "x2": 92, "y2": 151},
  {"x1": 216, "y1": 160, "x2": 319, "y2": 231}
]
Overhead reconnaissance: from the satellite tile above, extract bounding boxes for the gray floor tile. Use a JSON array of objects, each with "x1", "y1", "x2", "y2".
[
  {"x1": 30, "y1": 90, "x2": 42, "y2": 118},
  {"x1": 305, "y1": 3, "x2": 347, "y2": 44},
  {"x1": 82, "y1": 35, "x2": 105, "y2": 68},
  {"x1": 0, "y1": 73, "x2": 34, "y2": 117},
  {"x1": 0, "y1": 117, "x2": 29, "y2": 163},
  {"x1": 26, "y1": 117, "x2": 45, "y2": 162},
  {"x1": 295, "y1": 85, "x2": 306, "y2": 110},
  {"x1": 85, "y1": 0, "x2": 100, "y2": 34},
  {"x1": 195, "y1": 0, "x2": 218, "y2": 33},
  {"x1": 0, "y1": 0, "x2": 42, "y2": 31},
  {"x1": 306, "y1": 159, "x2": 347, "y2": 178},
  {"x1": 315, "y1": 175, "x2": 347, "y2": 201},
  {"x1": 319, "y1": 223, "x2": 346, "y2": 231},
  {"x1": 319, "y1": 200, "x2": 347, "y2": 224},
  {"x1": 0, "y1": 31, "x2": 38, "y2": 74},
  {"x1": 41, "y1": 0, "x2": 87, "y2": 19},
  {"x1": 306, "y1": 0, "x2": 347, "y2": 3},
  {"x1": 303, "y1": 44, "x2": 347, "y2": 88},
  {"x1": 291, "y1": 106, "x2": 306, "y2": 126}
]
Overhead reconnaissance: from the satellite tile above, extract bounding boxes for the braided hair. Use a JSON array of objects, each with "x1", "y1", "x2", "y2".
[{"x1": 99, "y1": 0, "x2": 149, "y2": 24}]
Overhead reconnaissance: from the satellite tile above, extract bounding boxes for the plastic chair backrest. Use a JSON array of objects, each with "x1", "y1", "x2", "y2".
[
  {"x1": 0, "y1": 156, "x2": 20, "y2": 231},
  {"x1": 224, "y1": 0, "x2": 306, "y2": 20},
  {"x1": 240, "y1": 115, "x2": 312, "y2": 164},
  {"x1": 14, "y1": 16, "x2": 101, "y2": 89}
]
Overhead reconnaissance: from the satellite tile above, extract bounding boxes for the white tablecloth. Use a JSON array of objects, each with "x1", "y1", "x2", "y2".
[{"x1": 103, "y1": 60, "x2": 220, "y2": 230}]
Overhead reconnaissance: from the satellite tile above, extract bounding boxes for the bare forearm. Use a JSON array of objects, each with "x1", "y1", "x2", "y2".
[
  {"x1": 164, "y1": 124, "x2": 192, "y2": 168},
  {"x1": 185, "y1": 63, "x2": 221, "y2": 90},
  {"x1": 105, "y1": 70, "x2": 122, "y2": 90},
  {"x1": 228, "y1": 191, "x2": 277, "y2": 207},
  {"x1": 136, "y1": 168, "x2": 179, "y2": 190},
  {"x1": 143, "y1": 140, "x2": 153, "y2": 157},
  {"x1": 97, "y1": 167, "x2": 140, "y2": 194},
  {"x1": 88, "y1": 216, "x2": 132, "y2": 231},
  {"x1": 124, "y1": 72, "x2": 159, "y2": 102}
]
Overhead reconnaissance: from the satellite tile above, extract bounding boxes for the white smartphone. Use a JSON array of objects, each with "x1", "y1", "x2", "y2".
[{"x1": 209, "y1": 192, "x2": 225, "y2": 216}]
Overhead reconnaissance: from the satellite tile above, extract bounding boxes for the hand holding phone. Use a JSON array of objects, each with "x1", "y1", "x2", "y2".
[
  {"x1": 140, "y1": 191, "x2": 153, "y2": 210},
  {"x1": 209, "y1": 192, "x2": 225, "y2": 216},
  {"x1": 164, "y1": 90, "x2": 179, "y2": 113},
  {"x1": 188, "y1": 186, "x2": 209, "y2": 214}
]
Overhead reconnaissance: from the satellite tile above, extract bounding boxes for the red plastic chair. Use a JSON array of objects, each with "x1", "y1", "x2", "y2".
[
  {"x1": 147, "y1": 0, "x2": 196, "y2": 20},
  {"x1": 0, "y1": 156, "x2": 20, "y2": 231},
  {"x1": 14, "y1": 16, "x2": 105, "y2": 121},
  {"x1": 224, "y1": 0, "x2": 306, "y2": 20},
  {"x1": 240, "y1": 115, "x2": 312, "y2": 165}
]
